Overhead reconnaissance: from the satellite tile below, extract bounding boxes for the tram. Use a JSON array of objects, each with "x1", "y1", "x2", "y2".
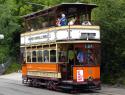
[{"x1": 21, "y1": 3, "x2": 101, "y2": 91}]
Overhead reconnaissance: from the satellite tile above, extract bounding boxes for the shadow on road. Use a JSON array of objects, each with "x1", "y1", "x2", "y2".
[{"x1": 25, "y1": 84, "x2": 100, "y2": 94}]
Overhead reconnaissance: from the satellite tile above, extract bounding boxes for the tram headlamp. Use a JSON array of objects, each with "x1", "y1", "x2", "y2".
[{"x1": 88, "y1": 76, "x2": 93, "y2": 81}]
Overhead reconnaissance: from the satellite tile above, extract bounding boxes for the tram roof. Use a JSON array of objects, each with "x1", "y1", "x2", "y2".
[{"x1": 23, "y1": 3, "x2": 97, "y2": 19}]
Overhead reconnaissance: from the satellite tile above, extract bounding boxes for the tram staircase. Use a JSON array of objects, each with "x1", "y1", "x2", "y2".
[{"x1": 0, "y1": 58, "x2": 11, "y2": 75}]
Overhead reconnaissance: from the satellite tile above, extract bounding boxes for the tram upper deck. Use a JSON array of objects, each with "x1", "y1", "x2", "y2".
[{"x1": 21, "y1": 3, "x2": 100, "y2": 46}]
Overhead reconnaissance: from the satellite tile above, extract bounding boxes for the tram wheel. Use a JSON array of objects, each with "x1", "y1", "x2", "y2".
[
  {"x1": 28, "y1": 79, "x2": 33, "y2": 87},
  {"x1": 47, "y1": 81, "x2": 57, "y2": 90}
]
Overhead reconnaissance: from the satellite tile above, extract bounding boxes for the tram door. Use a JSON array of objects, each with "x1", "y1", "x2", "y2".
[
  {"x1": 60, "y1": 44, "x2": 75, "y2": 80},
  {"x1": 67, "y1": 44, "x2": 74, "y2": 79},
  {"x1": 67, "y1": 44, "x2": 84, "y2": 79}
]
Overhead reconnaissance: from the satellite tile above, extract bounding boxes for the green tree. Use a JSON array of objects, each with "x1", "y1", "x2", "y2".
[
  {"x1": 0, "y1": 0, "x2": 21, "y2": 61},
  {"x1": 92, "y1": 0, "x2": 125, "y2": 84}
]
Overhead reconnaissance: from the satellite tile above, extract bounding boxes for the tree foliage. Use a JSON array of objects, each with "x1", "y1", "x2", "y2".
[
  {"x1": 96, "y1": 0, "x2": 125, "y2": 84},
  {"x1": 0, "y1": 0, "x2": 125, "y2": 84}
]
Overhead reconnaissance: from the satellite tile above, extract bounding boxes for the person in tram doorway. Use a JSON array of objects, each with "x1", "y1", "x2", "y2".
[
  {"x1": 77, "y1": 49, "x2": 84, "y2": 65},
  {"x1": 60, "y1": 14, "x2": 67, "y2": 26}
]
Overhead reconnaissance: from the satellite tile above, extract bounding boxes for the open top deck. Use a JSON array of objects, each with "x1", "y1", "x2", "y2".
[{"x1": 22, "y1": 3, "x2": 98, "y2": 33}]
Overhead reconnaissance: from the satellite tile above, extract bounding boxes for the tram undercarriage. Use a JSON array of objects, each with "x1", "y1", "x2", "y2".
[{"x1": 22, "y1": 76, "x2": 101, "y2": 91}]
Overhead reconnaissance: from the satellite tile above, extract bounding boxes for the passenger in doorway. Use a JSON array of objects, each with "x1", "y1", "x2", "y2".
[
  {"x1": 68, "y1": 49, "x2": 75, "y2": 66},
  {"x1": 60, "y1": 14, "x2": 67, "y2": 26}
]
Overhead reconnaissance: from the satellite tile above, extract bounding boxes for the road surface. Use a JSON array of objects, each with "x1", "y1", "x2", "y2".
[{"x1": 0, "y1": 73, "x2": 125, "y2": 95}]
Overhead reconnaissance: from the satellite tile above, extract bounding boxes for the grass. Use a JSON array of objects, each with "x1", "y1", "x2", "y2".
[{"x1": 5, "y1": 62, "x2": 21, "y2": 74}]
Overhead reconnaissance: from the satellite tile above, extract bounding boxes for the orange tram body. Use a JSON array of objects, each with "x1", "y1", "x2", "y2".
[{"x1": 21, "y1": 3, "x2": 101, "y2": 91}]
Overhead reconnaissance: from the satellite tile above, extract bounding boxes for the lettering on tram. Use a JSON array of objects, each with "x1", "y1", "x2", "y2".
[
  {"x1": 21, "y1": 3, "x2": 101, "y2": 91},
  {"x1": 28, "y1": 34, "x2": 50, "y2": 41}
]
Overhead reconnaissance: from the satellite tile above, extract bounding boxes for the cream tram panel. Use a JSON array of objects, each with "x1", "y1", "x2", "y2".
[{"x1": 21, "y1": 28, "x2": 100, "y2": 45}]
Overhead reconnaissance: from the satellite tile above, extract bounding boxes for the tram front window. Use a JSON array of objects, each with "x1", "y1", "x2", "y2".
[
  {"x1": 75, "y1": 44, "x2": 100, "y2": 65},
  {"x1": 86, "y1": 49, "x2": 95, "y2": 64},
  {"x1": 84, "y1": 44, "x2": 100, "y2": 65}
]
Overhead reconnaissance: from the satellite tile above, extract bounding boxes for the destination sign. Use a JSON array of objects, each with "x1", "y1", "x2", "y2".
[{"x1": 28, "y1": 34, "x2": 49, "y2": 41}]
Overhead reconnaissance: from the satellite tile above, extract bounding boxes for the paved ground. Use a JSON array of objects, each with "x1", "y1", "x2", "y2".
[{"x1": 0, "y1": 73, "x2": 125, "y2": 95}]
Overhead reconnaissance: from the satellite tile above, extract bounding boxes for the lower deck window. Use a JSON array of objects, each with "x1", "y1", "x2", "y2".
[
  {"x1": 43, "y1": 50, "x2": 49, "y2": 62},
  {"x1": 37, "y1": 51, "x2": 42, "y2": 62},
  {"x1": 27, "y1": 51, "x2": 31, "y2": 62},
  {"x1": 50, "y1": 50, "x2": 56, "y2": 62},
  {"x1": 32, "y1": 51, "x2": 36, "y2": 62}
]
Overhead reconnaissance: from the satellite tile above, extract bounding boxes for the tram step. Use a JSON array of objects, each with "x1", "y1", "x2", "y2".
[
  {"x1": 39, "y1": 82, "x2": 47, "y2": 86},
  {"x1": 58, "y1": 85, "x2": 73, "y2": 89}
]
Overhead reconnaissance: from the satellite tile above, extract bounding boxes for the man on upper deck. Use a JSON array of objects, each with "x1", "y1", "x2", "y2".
[{"x1": 60, "y1": 14, "x2": 67, "y2": 26}]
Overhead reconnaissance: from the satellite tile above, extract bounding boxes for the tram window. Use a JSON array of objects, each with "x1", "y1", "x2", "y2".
[
  {"x1": 43, "y1": 50, "x2": 49, "y2": 62},
  {"x1": 85, "y1": 44, "x2": 93, "y2": 48},
  {"x1": 27, "y1": 51, "x2": 31, "y2": 62},
  {"x1": 32, "y1": 51, "x2": 36, "y2": 62},
  {"x1": 37, "y1": 51, "x2": 42, "y2": 62},
  {"x1": 95, "y1": 49, "x2": 101, "y2": 64},
  {"x1": 58, "y1": 51, "x2": 67, "y2": 62},
  {"x1": 50, "y1": 50, "x2": 56, "y2": 62},
  {"x1": 85, "y1": 49, "x2": 95, "y2": 64}
]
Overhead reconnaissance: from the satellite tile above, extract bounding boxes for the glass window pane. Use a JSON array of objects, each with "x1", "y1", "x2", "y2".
[
  {"x1": 85, "y1": 49, "x2": 95, "y2": 64},
  {"x1": 37, "y1": 51, "x2": 42, "y2": 62},
  {"x1": 58, "y1": 51, "x2": 67, "y2": 62},
  {"x1": 50, "y1": 50, "x2": 56, "y2": 62},
  {"x1": 27, "y1": 51, "x2": 31, "y2": 62},
  {"x1": 32, "y1": 51, "x2": 36, "y2": 62},
  {"x1": 43, "y1": 50, "x2": 49, "y2": 62}
]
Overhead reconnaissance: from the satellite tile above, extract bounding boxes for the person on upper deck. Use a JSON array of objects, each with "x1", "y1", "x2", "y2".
[
  {"x1": 56, "y1": 18, "x2": 61, "y2": 26},
  {"x1": 82, "y1": 21, "x2": 91, "y2": 25},
  {"x1": 60, "y1": 14, "x2": 67, "y2": 26},
  {"x1": 68, "y1": 17, "x2": 76, "y2": 26}
]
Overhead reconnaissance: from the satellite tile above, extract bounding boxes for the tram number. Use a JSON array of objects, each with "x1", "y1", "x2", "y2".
[{"x1": 77, "y1": 70, "x2": 84, "y2": 82}]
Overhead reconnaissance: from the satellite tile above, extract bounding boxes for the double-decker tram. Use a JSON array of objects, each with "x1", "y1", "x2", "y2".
[{"x1": 21, "y1": 3, "x2": 101, "y2": 91}]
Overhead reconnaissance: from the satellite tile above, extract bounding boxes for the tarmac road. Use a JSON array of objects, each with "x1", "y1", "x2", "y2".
[{"x1": 0, "y1": 73, "x2": 125, "y2": 95}]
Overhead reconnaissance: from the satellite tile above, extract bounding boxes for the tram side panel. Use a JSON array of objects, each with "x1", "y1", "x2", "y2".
[{"x1": 22, "y1": 63, "x2": 61, "y2": 82}]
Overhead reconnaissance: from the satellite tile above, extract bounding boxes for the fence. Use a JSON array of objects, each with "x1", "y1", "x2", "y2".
[{"x1": 0, "y1": 58, "x2": 11, "y2": 75}]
